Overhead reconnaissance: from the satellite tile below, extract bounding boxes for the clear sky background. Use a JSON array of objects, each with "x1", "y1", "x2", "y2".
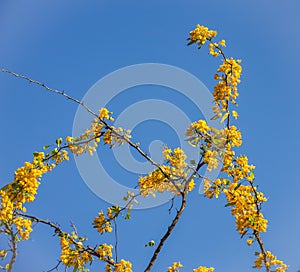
[{"x1": 0, "y1": 1, "x2": 299, "y2": 271}]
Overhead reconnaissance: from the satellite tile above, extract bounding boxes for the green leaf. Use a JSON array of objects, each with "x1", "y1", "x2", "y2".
[
  {"x1": 50, "y1": 150, "x2": 56, "y2": 156},
  {"x1": 240, "y1": 230, "x2": 247, "y2": 238},
  {"x1": 234, "y1": 183, "x2": 242, "y2": 190},
  {"x1": 73, "y1": 263, "x2": 79, "y2": 272},
  {"x1": 220, "y1": 112, "x2": 229, "y2": 123},
  {"x1": 212, "y1": 138, "x2": 221, "y2": 145},
  {"x1": 225, "y1": 201, "x2": 236, "y2": 207},
  {"x1": 249, "y1": 172, "x2": 255, "y2": 181},
  {"x1": 210, "y1": 114, "x2": 220, "y2": 120},
  {"x1": 0, "y1": 184, "x2": 9, "y2": 191},
  {"x1": 223, "y1": 179, "x2": 230, "y2": 185},
  {"x1": 190, "y1": 159, "x2": 196, "y2": 165},
  {"x1": 187, "y1": 40, "x2": 196, "y2": 46},
  {"x1": 43, "y1": 145, "x2": 50, "y2": 150},
  {"x1": 210, "y1": 127, "x2": 219, "y2": 134}
]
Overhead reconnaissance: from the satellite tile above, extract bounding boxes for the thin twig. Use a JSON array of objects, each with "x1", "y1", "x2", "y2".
[
  {"x1": 5, "y1": 223, "x2": 17, "y2": 272},
  {"x1": 15, "y1": 212, "x2": 116, "y2": 266},
  {"x1": 168, "y1": 197, "x2": 175, "y2": 214},
  {"x1": 45, "y1": 260, "x2": 62, "y2": 272},
  {"x1": 1, "y1": 69, "x2": 171, "y2": 182},
  {"x1": 144, "y1": 193, "x2": 186, "y2": 272},
  {"x1": 114, "y1": 219, "x2": 118, "y2": 263}
]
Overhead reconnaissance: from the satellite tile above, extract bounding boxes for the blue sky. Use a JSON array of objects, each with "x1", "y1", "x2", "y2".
[{"x1": 0, "y1": 1, "x2": 299, "y2": 271}]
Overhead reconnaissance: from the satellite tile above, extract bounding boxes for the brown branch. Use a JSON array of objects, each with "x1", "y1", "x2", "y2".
[
  {"x1": 187, "y1": 160, "x2": 205, "y2": 184},
  {"x1": 1, "y1": 69, "x2": 98, "y2": 119},
  {"x1": 248, "y1": 179, "x2": 270, "y2": 271},
  {"x1": 46, "y1": 260, "x2": 62, "y2": 272},
  {"x1": 2, "y1": 68, "x2": 187, "y2": 198},
  {"x1": 15, "y1": 212, "x2": 115, "y2": 266},
  {"x1": 4, "y1": 223, "x2": 17, "y2": 272},
  {"x1": 199, "y1": 39, "x2": 272, "y2": 272},
  {"x1": 113, "y1": 219, "x2": 118, "y2": 263},
  {"x1": 1, "y1": 69, "x2": 170, "y2": 181},
  {"x1": 144, "y1": 193, "x2": 187, "y2": 272},
  {"x1": 254, "y1": 231, "x2": 270, "y2": 272}
]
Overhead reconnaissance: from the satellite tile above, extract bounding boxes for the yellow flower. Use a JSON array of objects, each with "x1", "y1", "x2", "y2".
[
  {"x1": 254, "y1": 251, "x2": 288, "y2": 271},
  {"x1": 168, "y1": 261, "x2": 183, "y2": 272},
  {"x1": 193, "y1": 266, "x2": 214, "y2": 272},
  {"x1": 97, "y1": 243, "x2": 113, "y2": 260},
  {"x1": 0, "y1": 190, "x2": 14, "y2": 221},
  {"x1": 232, "y1": 110, "x2": 239, "y2": 119},
  {"x1": 219, "y1": 39, "x2": 226, "y2": 47},
  {"x1": 246, "y1": 239, "x2": 253, "y2": 246},
  {"x1": 0, "y1": 250, "x2": 7, "y2": 259},
  {"x1": 189, "y1": 24, "x2": 217, "y2": 46},
  {"x1": 114, "y1": 259, "x2": 132, "y2": 272},
  {"x1": 93, "y1": 211, "x2": 112, "y2": 233},
  {"x1": 99, "y1": 108, "x2": 110, "y2": 120},
  {"x1": 60, "y1": 236, "x2": 92, "y2": 269},
  {"x1": 13, "y1": 216, "x2": 32, "y2": 240},
  {"x1": 66, "y1": 136, "x2": 73, "y2": 143}
]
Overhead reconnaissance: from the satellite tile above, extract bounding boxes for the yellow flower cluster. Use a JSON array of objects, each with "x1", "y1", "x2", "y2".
[
  {"x1": 105, "y1": 259, "x2": 132, "y2": 272},
  {"x1": 188, "y1": 23, "x2": 288, "y2": 270},
  {"x1": 203, "y1": 150, "x2": 219, "y2": 172},
  {"x1": 254, "y1": 251, "x2": 288, "y2": 271},
  {"x1": 224, "y1": 126, "x2": 242, "y2": 147},
  {"x1": 113, "y1": 259, "x2": 132, "y2": 272},
  {"x1": 93, "y1": 211, "x2": 112, "y2": 233},
  {"x1": 168, "y1": 261, "x2": 183, "y2": 272},
  {"x1": 223, "y1": 183, "x2": 268, "y2": 234},
  {"x1": 188, "y1": 24, "x2": 217, "y2": 47},
  {"x1": 139, "y1": 148, "x2": 194, "y2": 197},
  {"x1": 0, "y1": 150, "x2": 67, "y2": 240},
  {"x1": 97, "y1": 243, "x2": 113, "y2": 260},
  {"x1": 0, "y1": 191, "x2": 14, "y2": 221},
  {"x1": 227, "y1": 156, "x2": 255, "y2": 182},
  {"x1": 67, "y1": 108, "x2": 131, "y2": 155},
  {"x1": 104, "y1": 127, "x2": 132, "y2": 147},
  {"x1": 189, "y1": 24, "x2": 241, "y2": 120},
  {"x1": 213, "y1": 58, "x2": 242, "y2": 113},
  {"x1": 13, "y1": 216, "x2": 32, "y2": 240},
  {"x1": 138, "y1": 166, "x2": 171, "y2": 197},
  {"x1": 10, "y1": 153, "x2": 50, "y2": 203},
  {"x1": 193, "y1": 266, "x2": 215, "y2": 272},
  {"x1": 0, "y1": 250, "x2": 7, "y2": 258},
  {"x1": 53, "y1": 149, "x2": 69, "y2": 164},
  {"x1": 163, "y1": 148, "x2": 187, "y2": 169},
  {"x1": 222, "y1": 144, "x2": 235, "y2": 170},
  {"x1": 60, "y1": 236, "x2": 92, "y2": 270},
  {"x1": 186, "y1": 121, "x2": 243, "y2": 174},
  {"x1": 203, "y1": 178, "x2": 228, "y2": 199},
  {"x1": 99, "y1": 108, "x2": 114, "y2": 121},
  {"x1": 66, "y1": 109, "x2": 107, "y2": 155}
]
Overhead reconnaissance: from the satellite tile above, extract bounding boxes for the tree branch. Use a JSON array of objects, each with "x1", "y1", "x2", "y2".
[
  {"x1": 1, "y1": 69, "x2": 170, "y2": 181},
  {"x1": 144, "y1": 193, "x2": 187, "y2": 272},
  {"x1": 4, "y1": 223, "x2": 17, "y2": 272}
]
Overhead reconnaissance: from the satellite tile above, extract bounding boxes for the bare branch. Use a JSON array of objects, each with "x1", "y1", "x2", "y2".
[
  {"x1": 45, "y1": 260, "x2": 62, "y2": 272},
  {"x1": 4, "y1": 223, "x2": 17, "y2": 272},
  {"x1": 144, "y1": 193, "x2": 187, "y2": 272},
  {"x1": 1, "y1": 69, "x2": 170, "y2": 181}
]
